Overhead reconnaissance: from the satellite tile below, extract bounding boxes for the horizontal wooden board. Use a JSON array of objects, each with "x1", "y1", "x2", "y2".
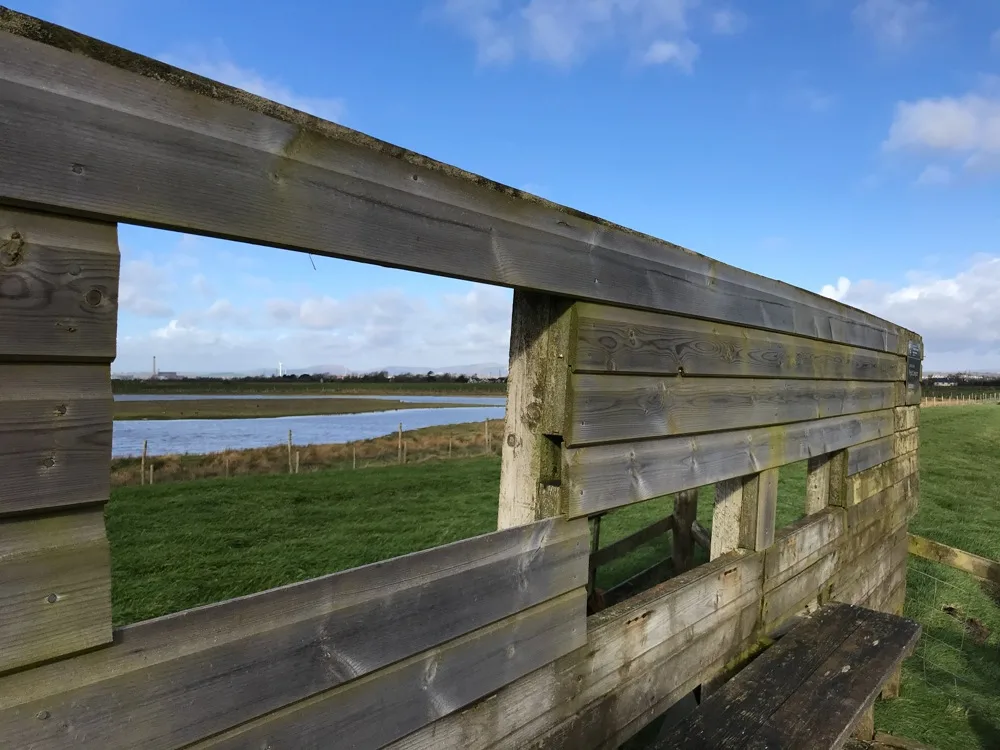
[
  {"x1": 848, "y1": 451, "x2": 918, "y2": 506},
  {"x1": 764, "y1": 508, "x2": 846, "y2": 593},
  {"x1": 565, "y1": 410, "x2": 894, "y2": 517},
  {"x1": 0, "y1": 508, "x2": 111, "y2": 673},
  {"x1": 762, "y1": 547, "x2": 842, "y2": 629},
  {"x1": 390, "y1": 551, "x2": 764, "y2": 750},
  {"x1": 591, "y1": 515, "x2": 674, "y2": 568},
  {"x1": 894, "y1": 406, "x2": 919, "y2": 432},
  {"x1": 0, "y1": 518, "x2": 587, "y2": 750},
  {"x1": 0, "y1": 15, "x2": 910, "y2": 353},
  {"x1": 574, "y1": 303, "x2": 907, "y2": 378},
  {"x1": 194, "y1": 591, "x2": 586, "y2": 750},
  {"x1": 833, "y1": 530, "x2": 908, "y2": 606},
  {"x1": 568, "y1": 376, "x2": 895, "y2": 446},
  {"x1": 0, "y1": 364, "x2": 112, "y2": 515},
  {"x1": 894, "y1": 427, "x2": 919, "y2": 456},
  {"x1": 908, "y1": 534, "x2": 1000, "y2": 584},
  {"x1": 0, "y1": 207, "x2": 118, "y2": 362},
  {"x1": 847, "y1": 436, "x2": 894, "y2": 476}
]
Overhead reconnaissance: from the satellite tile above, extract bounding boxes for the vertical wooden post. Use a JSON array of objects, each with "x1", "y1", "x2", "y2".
[
  {"x1": 0, "y1": 208, "x2": 118, "y2": 673},
  {"x1": 711, "y1": 468, "x2": 779, "y2": 558},
  {"x1": 672, "y1": 489, "x2": 699, "y2": 572},
  {"x1": 295, "y1": 451, "x2": 300, "y2": 474},
  {"x1": 826, "y1": 450, "x2": 850, "y2": 508},
  {"x1": 587, "y1": 515, "x2": 602, "y2": 600},
  {"x1": 498, "y1": 291, "x2": 575, "y2": 529},
  {"x1": 352, "y1": 444, "x2": 357, "y2": 470},
  {"x1": 149, "y1": 465, "x2": 154, "y2": 485},
  {"x1": 398, "y1": 423, "x2": 403, "y2": 464},
  {"x1": 287, "y1": 430, "x2": 293, "y2": 474},
  {"x1": 403, "y1": 442, "x2": 407, "y2": 464},
  {"x1": 484, "y1": 419, "x2": 490, "y2": 454},
  {"x1": 805, "y1": 454, "x2": 831, "y2": 515},
  {"x1": 141, "y1": 439, "x2": 148, "y2": 485}
]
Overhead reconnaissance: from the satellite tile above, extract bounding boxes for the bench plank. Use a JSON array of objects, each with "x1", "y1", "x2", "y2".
[{"x1": 654, "y1": 603, "x2": 920, "y2": 749}]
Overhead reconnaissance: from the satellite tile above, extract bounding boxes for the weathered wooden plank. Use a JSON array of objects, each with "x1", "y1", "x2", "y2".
[
  {"x1": 0, "y1": 13, "x2": 908, "y2": 353},
  {"x1": 711, "y1": 477, "x2": 746, "y2": 560},
  {"x1": 0, "y1": 518, "x2": 587, "y2": 750},
  {"x1": 743, "y1": 608, "x2": 920, "y2": 750},
  {"x1": 847, "y1": 435, "x2": 894, "y2": 476},
  {"x1": 0, "y1": 208, "x2": 118, "y2": 362},
  {"x1": 565, "y1": 411, "x2": 894, "y2": 517},
  {"x1": 894, "y1": 406, "x2": 919, "y2": 432},
  {"x1": 832, "y1": 527, "x2": 908, "y2": 606},
  {"x1": 805, "y1": 454, "x2": 832, "y2": 515},
  {"x1": 763, "y1": 508, "x2": 846, "y2": 593},
  {"x1": 894, "y1": 427, "x2": 919, "y2": 456},
  {"x1": 691, "y1": 520, "x2": 711, "y2": 551},
  {"x1": 389, "y1": 551, "x2": 764, "y2": 750},
  {"x1": 742, "y1": 469, "x2": 779, "y2": 552},
  {"x1": 0, "y1": 508, "x2": 111, "y2": 673},
  {"x1": 568, "y1": 376, "x2": 894, "y2": 446},
  {"x1": 590, "y1": 516, "x2": 674, "y2": 568},
  {"x1": 848, "y1": 451, "x2": 918, "y2": 506},
  {"x1": 672, "y1": 489, "x2": 699, "y2": 572},
  {"x1": 661, "y1": 603, "x2": 920, "y2": 750},
  {"x1": 846, "y1": 481, "x2": 904, "y2": 530},
  {"x1": 574, "y1": 304, "x2": 907, "y2": 378},
  {"x1": 194, "y1": 590, "x2": 586, "y2": 750},
  {"x1": 498, "y1": 292, "x2": 574, "y2": 528},
  {"x1": 0, "y1": 364, "x2": 112, "y2": 515},
  {"x1": 908, "y1": 534, "x2": 1000, "y2": 584},
  {"x1": 762, "y1": 547, "x2": 842, "y2": 629}
]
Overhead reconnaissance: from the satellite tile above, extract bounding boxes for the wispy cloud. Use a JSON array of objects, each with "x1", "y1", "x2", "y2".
[
  {"x1": 710, "y1": 8, "x2": 748, "y2": 35},
  {"x1": 915, "y1": 164, "x2": 952, "y2": 186},
  {"x1": 852, "y1": 0, "x2": 931, "y2": 51}
]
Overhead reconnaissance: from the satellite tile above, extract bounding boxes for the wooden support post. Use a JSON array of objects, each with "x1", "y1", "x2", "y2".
[
  {"x1": 485, "y1": 419, "x2": 490, "y2": 454},
  {"x1": 711, "y1": 468, "x2": 778, "y2": 557},
  {"x1": 149, "y1": 465, "x2": 154, "y2": 485},
  {"x1": 287, "y1": 430, "x2": 293, "y2": 474},
  {"x1": 141, "y1": 439, "x2": 148, "y2": 486},
  {"x1": 498, "y1": 291, "x2": 574, "y2": 529},
  {"x1": 295, "y1": 451, "x2": 300, "y2": 474},
  {"x1": 827, "y1": 449, "x2": 850, "y2": 507},
  {"x1": 587, "y1": 515, "x2": 602, "y2": 599},
  {"x1": 853, "y1": 706, "x2": 876, "y2": 742},
  {"x1": 0, "y1": 208, "x2": 119, "y2": 673},
  {"x1": 805, "y1": 454, "x2": 831, "y2": 515},
  {"x1": 403, "y1": 442, "x2": 407, "y2": 464},
  {"x1": 398, "y1": 422, "x2": 403, "y2": 464},
  {"x1": 352, "y1": 444, "x2": 357, "y2": 469},
  {"x1": 672, "y1": 489, "x2": 698, "y2": 573}
]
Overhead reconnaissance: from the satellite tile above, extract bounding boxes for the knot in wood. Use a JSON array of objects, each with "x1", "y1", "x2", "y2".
[
  {"x1": 525, "y1": 401, "x2": 543, "y2": 427},
  {"x1": 85, "y1": 288, "x2": 104, "y2": 307},
  {"x1": 0, "y1": 231, "x2": 25, "y2": 267}
]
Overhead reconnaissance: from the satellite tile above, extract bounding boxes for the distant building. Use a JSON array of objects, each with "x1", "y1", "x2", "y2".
[{"x1": 155, "y1": 371, "x2": 182, "y2": 380}]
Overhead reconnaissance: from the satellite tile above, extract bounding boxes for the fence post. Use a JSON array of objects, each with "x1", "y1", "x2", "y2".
[
  {"x1": 672, "y1": 489, "x2": 698, "y2": 572},
  {"x1": 352, "y1": 444, "x2": 357, "y2": 469},
  {"x1": 295, "y1": 450, "x2": 300, "y2": 474},
  {"x1": 287, "y1": 430, "x2": 293, "y2": 474},
  {"x1": 398, "y1": 423, "x2": 403, "y2": 464},
  {"x1": 141, "y1": 439, "x2": 148, "y2": 485}
]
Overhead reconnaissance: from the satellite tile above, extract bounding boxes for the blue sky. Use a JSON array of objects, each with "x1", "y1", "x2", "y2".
[{"x1": 12, "y1": 0, "x2": 1000, "y2": 374}]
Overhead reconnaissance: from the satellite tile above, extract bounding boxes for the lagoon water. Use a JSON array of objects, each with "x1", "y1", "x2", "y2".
[{"x1": 112, "y1": 395, "x2": 506, "y2": 458}]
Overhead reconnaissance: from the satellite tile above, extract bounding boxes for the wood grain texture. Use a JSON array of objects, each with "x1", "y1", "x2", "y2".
[
  {"x1": 590, "y1": 515, "x2": 674, "y2": 568},
  {"x1": 848, "y1": 451, "x2": 918, "y2": 506},
  {"x1": 894, "y1": 406, "x2": 919, "y2": 432},
  {"x1": 0, "y1": 208, "x2": 118, "y2": 362},
  {"x1": 389, "y1": 551, "x2": 764, "y2": 750},
  {"x1": 847, "y1": 435, "x2": 894, "y2": 476},
  {"x1": 565, "y1": 410, "x2": 894, "y2": 517},
  {"x1": 568, "y1": 376, "x2": 894, "y2": 446},
  {"x1": 711, "y1": 477, "x2": 747, "y2": 560},
  {"x1": 908, "y1": 534, "x2": 1000, "y2": 584},
  {"x1": 194, "y1": 590, "x2": 586, "y2": 750},
  {"x1": 659, "y1": 603, "x2": 920, "y2": 750},
  {"x1": 894, "y1": 427, "x2": 919, "y2": 457},
  {"x1": 805, "y1": 454, "x2": 832, "y2": 515},
  {"x1": 761, "y1": 547, "x2": 842, "y2": 629},
  {"x1": 764, "y1": 508, "x2": 846, "y2": 594},
  {"x1": 0, "y1": 364, "x2": 111, "y2": 515},
  {"x1": 0, "y1": 518, "x2": 587, "y2": 750},
  {"x1": 498, "y1": 291, "x2": 573, "y2": 529},
  {"x1": 0, "y1": 508, "x2": 111, "y2": 673},
  {"x1": 672, "y1": 489, "x2": 699, "y2": 572},
  {"x1": 742, "y1": 469, "x2": 779, "y2": 552},
  {"x1": 574, "y1": 304, "x2": 907, "y2": 377},
  {"x1": 0, "y1": 15, "x2": 908, "y2": 353}
]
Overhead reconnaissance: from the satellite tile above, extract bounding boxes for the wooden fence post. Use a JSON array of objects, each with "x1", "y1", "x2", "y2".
[
  {"x1": 398, "y1": 423, "x2": 403, "y2": 464},
  {"x1": 141, "y1": 439, "x2": 148, "y2": 486},
  {"x1": 672, "y1": 489, "x2": 698, "y2": 572},
  {"x1": 0, "y1": 208, "x2": 118, "y2": 673},
  {"x1": 497, "y1": 291, "x2": 575, "y2": 529},
  {"x1": 711, "y1": 468, "x2": 779, "y2": 558},
  {"x1": 287, "y1": 430, "x2": 293, "y2": 474},
  {"x1": 295, "y1": 451, "x2": 300, "y2": 474},
  {"x1": 805, "y1": 454, "x2": 831, "y2": 515}
]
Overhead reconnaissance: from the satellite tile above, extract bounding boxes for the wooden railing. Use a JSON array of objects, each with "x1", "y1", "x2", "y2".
[{"x1": 0, "y1": 7, "x2": 923, "y2": 750}]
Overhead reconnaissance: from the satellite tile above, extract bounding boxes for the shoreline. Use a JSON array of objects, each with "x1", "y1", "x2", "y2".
[{"x1": 113, "y1": 396, "x2": 480, "y2": 421}]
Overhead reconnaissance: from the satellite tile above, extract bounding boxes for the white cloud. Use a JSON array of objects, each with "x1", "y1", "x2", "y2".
[
  {"x1": 119, "y1": 259, "x2": 174, "y2": 317},
  {"x1": 793, "y1": 86, "x2": 835, "y2": 113},
  {"x1": 191, "y1": 273, "x2": 214, "y2": 298},
  {"x1": 642, "y1": 39, "x2": 699, "y2": 71},
  {"x1": 884, "y1": 92, "x2": 1000, "y2": 179},
  {"x1": 710, "y1": 8, "x2": 747, "y2": 35},
  {"x1": 820, "y1": 256, "x2": 1000, "y2": 370},
  {"x1": 915, "y1": 164, "x2": 952, "y2": 186},
  {"x1": 852, "y1": 0, "x2": 930, "y2": 50},
  {"x1": 820, "y1": 276, "x2": 851, "y2": 301},
  {"x1": 439, "y1": 0, "x2": 733, "y2": 70},
  {"x1": 161, "y1": 46, "x2": 345, "y2": 121}
]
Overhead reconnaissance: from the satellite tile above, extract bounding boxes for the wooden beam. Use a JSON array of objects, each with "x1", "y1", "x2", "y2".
[
  {"x1": 0, "y1": 12, "x2": 910, "y2": 353},
  {"x1": 805, "y1": 454, "x2": 832, "y2": 515},
  {"x1": 893, "y1": 406, "x2": 919, "y2": 432},
  {"x1": 847, "y1": 435, "x2": 894, "y2": 476},
  {"x1": 0, "y1": 518, "x2": 587, "y2": 750},
  {"x1": 0, "y1": 364, "x2": 112, "y2": 515},
  {"x1": 567, "y1": 376, "x2": 894, "y2": 446},
  {"x1": 0, "y1": 208, "x2": 119, "y2": 363},
  {"x1": 691, "y1": 520, "x2": 711, "y2": 551},
  {"x1": 574, "y1": 303, "x2": 907, "y2": 378},
  {"x1": 671, "y1": 489, "x2": 700, "y2": 573},
  {"x1": 590, "y1": 516, "x2": 674, "y2": 568},
  {"x1": 908, "y1": 534, "x2": 1000, "y2": 584},
  {"x1": 0, "y1": 508, "x2": 111, "y2": 673},
  {"x1": 564, "y1": 410, "x2": 894, "y2": 517},
  {"x1": 741, "y1": 469, "x2": 779, "y2": 552},
  {"x1": 498, "y1": 291, "x2": 574, "y2": 528}
]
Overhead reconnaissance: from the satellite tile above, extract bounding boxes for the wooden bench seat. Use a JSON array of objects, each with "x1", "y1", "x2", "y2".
[{"x1": 652, "y1": 603, "x2": 921, "y2": 750}]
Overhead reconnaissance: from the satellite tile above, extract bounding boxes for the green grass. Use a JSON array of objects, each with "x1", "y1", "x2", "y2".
[{"x1": 105, "y1": 407, "x2": 1000, "y2": 748}]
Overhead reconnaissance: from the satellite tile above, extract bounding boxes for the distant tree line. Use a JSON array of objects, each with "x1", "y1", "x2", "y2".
[{"x1": 114, "y1": 371, "x2": 507, "y2": 385}]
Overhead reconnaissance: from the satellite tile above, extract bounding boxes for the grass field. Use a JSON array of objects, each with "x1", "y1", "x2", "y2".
[
  {"x1": 105, "y1": 406, "x2": 1000, "y2": 748},
  {"x1": 112, "y1": 378, "x2": 507, "y2": 397},
  {"x1": 113, "y1": 396, "x2": 471, "y2": 420}
]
